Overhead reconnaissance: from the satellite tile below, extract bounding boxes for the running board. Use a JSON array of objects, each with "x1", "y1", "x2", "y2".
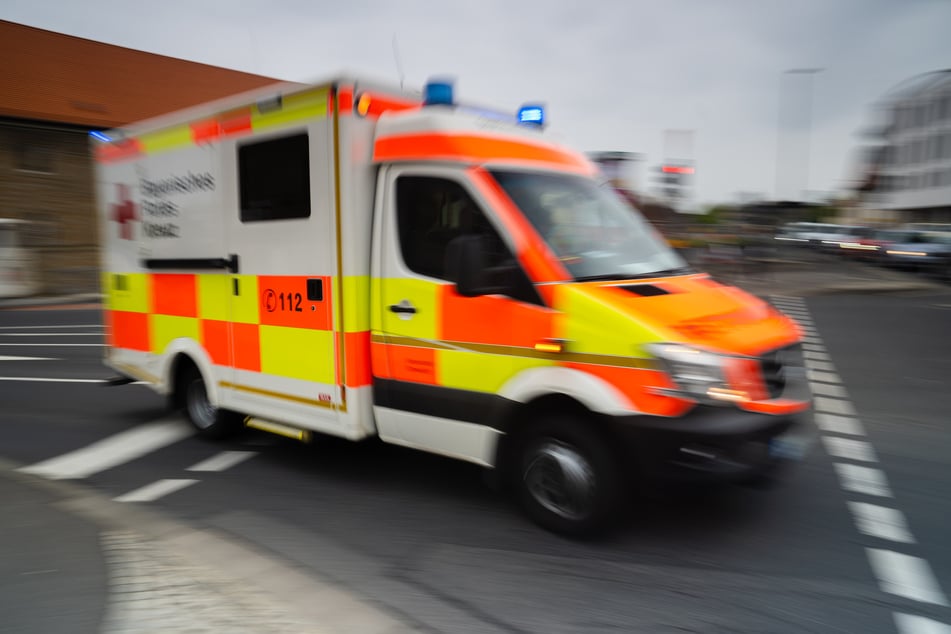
[{"x1": 244, "y1": 417, "x2": 311, "y2": 442}]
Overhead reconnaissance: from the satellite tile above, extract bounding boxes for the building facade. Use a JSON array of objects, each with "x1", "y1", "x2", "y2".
[
  {"x1": 860, "y1": 70, "x2": 951, "y2": 225},
  {"x1": 0, "y1": 20, "x2": 286, "y2": 294}
]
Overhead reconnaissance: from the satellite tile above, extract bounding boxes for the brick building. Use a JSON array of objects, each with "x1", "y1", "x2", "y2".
[{"x1": 0, "y1": 20, "x2": 286, "y2": 294}]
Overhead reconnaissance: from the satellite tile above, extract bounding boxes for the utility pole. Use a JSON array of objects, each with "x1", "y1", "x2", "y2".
[{"x1": 776, "y1": 68, "x2": 822, "y2": 202}]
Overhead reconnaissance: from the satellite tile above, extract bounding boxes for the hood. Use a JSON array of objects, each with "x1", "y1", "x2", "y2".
[{"x1": 557, "y1": 274, "x2": 800, "y2": 358}]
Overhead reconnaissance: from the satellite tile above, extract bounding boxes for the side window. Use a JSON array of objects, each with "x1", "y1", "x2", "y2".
[
  {"x1": 238, "y1": 133, "x2": 310, "y2": 222},
  {"x1": 395, "y1": 176, "x2": 509, "y2": 280}
]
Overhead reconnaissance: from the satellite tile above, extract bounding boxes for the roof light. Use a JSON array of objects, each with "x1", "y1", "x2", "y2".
[
  {"x1": 661, "y1": 165, "x2": 694, "y2": 174},
  {"x1": 517, "y1": 104, "x2": 545, "y2": 127},
  {"x1": 89, "y1": 130, "x2": 111, "y2": 143},
  {"x1": 424, "y1": 79, "x2": 454, "y2": 106}
]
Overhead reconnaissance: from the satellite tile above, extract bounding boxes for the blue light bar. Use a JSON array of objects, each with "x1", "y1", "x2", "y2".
[
  {"x1": 424, "y1": 79, "x2": 454, "y2": 106},
  {"x1": 89, "y1": 130, "x2": 112, "y2": 143},
  {"x1": 517, "y1": 104, "x2": 545, "y2": 126}
]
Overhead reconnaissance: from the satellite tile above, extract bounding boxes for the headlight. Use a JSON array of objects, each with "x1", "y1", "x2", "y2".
[{"x1": 647, "y1": 343, "x2": 733, "y2": 404}]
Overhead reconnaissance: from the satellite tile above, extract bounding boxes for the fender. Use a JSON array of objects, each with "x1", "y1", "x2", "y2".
[
  {"x1": 158, "y1": 337, "x2": 221, "y2": 407},
  {"x1": 498, "y1": 366, "x2": 640, "y2": 416}
]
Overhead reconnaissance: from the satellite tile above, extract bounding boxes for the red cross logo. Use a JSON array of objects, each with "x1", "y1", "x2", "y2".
[{"x1": 111, "y1": 184, "x2": 137, "y2": 240}]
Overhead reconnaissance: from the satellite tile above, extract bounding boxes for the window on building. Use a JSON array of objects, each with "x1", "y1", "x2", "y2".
[
  {"x1": 238, "y1": 133, "x2": 311, "y2": 222},
  {"x1": 15, "y1": 144, "x2": 54, "y2": 174}
]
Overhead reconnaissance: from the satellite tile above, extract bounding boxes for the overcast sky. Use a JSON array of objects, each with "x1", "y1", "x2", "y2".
[{"x1": 5, "y1": 0, "x2": 951, "y2": 208}]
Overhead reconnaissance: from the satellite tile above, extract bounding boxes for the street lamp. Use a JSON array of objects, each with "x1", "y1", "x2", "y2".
[{"x1": 775, "y1": 68, "x2": 823, "y2": 202}]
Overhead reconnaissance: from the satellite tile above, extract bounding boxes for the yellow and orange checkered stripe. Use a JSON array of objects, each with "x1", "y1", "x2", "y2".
[{"x1": 104, "y1": 272, "x2": 371, "y2": 389}]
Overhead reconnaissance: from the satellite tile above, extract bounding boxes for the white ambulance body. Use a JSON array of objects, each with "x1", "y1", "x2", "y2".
[{"x1": 94, "y1": 76, "x2": 809, "y2": 536}]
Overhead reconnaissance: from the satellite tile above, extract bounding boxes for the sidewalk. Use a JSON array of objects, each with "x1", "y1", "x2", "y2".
[{"x1": 0, "y1": 463, "x2": 417, "y2": 634}]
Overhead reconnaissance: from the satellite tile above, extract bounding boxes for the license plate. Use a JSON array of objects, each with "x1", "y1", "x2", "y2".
[{"x1": 769, "y1": 434, "x2": 813, "y2": 461}]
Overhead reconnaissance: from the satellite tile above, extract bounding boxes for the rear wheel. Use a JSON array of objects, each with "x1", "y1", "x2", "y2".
[
  {"x1": 180, "y1": 365, "x2": 239, "y2": 439},
  {"x1": 514, "y1": 414, "x2": 622, "y2": 538}
]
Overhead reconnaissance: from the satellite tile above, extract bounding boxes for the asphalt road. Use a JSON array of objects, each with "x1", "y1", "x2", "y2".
[{"x1": 1, "y1": 293, "x2": 949, "y2": 633}]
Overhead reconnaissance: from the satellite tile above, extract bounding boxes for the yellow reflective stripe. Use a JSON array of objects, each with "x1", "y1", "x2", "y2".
[
  {"x1": 230, "y1": 275, "x2": 260, "y2": 324},
  {"x1": 259, "y1": 325, "x2": 334, "y2": 383},
  {"x1": 139, "y1": 125, "x2": 192, "y2": 154},
  {"x1": 379, "y1": 278, "x2": 440, "y2": 339},
  {"x1": 370, "y1": 278, "x2": 383, "y2": 332},
  {"x1": 196, "y1": 274, "x2": 231, "y2": 321},
  {"x1": 370, "y1": 333, "x2": 657, "y2": 369},
  {"x1": 252, "y1": 88, "x2": 329, "y2": 131},
  {"x1": 106, "y1": 273, "x2": 151, "y2": 313},
  {"x1": 554, "y1": 285, "x2": 667, "y2": 356},
  {"x1": 343, "y1": 276, "x2": 370, "y2": 332},
  {"x1": 150, "y1": 315, "x2": 200, "y2": 354},
  {"x1": 438, "y1": 349, "x2": 554, "y2": 393},
  {"x1": 220, "y1": 381, "x2": 335, "y2": 410}
]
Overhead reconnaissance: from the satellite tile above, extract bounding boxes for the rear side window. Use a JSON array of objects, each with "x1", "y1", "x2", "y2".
[{"x1": 238, "y1": 133, "x2": 311, "y2": 222}]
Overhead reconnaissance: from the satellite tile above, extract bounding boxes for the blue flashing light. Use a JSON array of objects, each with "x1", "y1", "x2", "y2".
[
  {"x1": 424, "y1": 79, "x2": 455, "y2": 106},
  {"x1": 517, "y1": 104, "x2": 545, "y2": 126},
  {"x1": 89, "y1": 130, "x2": 112, "y2": 143}
]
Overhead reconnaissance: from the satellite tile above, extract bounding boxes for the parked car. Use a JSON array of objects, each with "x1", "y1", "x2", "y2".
[
  {"x1": 843, "y1": 227, "x2": 917, "y2": 263},
  {"x1": 883, "y1": 231, "x2": 951, "y2": 278}
]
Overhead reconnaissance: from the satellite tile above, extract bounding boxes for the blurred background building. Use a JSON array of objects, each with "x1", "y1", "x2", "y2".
[
  {"x1": 0, "y1": 20, "x2": 285, "y2": 295},
  {"x1": 856, "y1": 69, "x2": 951, "y2": 225}
]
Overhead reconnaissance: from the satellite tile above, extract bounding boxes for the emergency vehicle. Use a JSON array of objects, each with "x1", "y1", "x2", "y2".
[{"x1": 93, "y1": 76, "x2": 811, "y2": 536}]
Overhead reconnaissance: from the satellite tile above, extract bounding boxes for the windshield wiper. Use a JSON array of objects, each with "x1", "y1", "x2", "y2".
[{"x1": 575, "y1": 266, "x2": 694, "y2": 283}]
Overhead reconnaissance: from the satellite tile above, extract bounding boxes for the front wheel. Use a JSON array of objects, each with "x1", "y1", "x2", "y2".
[
  {"x1": 513, "y1": 415, "x2": 623, "y2": 538},
  {"x1": 181, "y1": 365, "x2": 239, "y2": 439}
]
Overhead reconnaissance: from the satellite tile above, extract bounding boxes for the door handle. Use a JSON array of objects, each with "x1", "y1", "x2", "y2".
[{"x1": 388, "y1": 300, "x2": 417, "y2": 315}]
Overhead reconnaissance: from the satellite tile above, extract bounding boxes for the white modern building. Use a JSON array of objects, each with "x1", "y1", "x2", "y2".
[{"x1": 859, "y1": 70, "x2": 951, "y2": 224}]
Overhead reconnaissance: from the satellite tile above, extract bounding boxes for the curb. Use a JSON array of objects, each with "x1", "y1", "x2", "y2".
[{"x1": 0, "y1": 461, "x2": 417, "y2": 634}]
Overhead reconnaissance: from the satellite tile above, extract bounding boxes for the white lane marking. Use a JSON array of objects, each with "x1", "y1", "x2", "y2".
[
  {"x1": 822, "y1": 436, "x2": 878, "y2": 463},
  {"x1": 894, "y1": 613, "x2": 951, "y2": 634},
  {"x1": 805, "y1": 358, "x2": 836, "y2": 372},
  {"x1": 0, "y1": 333, "x2": 102, "y2": 337},
  {"x1": 835, "y1": 463, "x2": 893, "y2": 497},
  {"x1": 0, "y1": 377, "x2": 108, "y2": 383},
  {"x1": 0, "y1": 324, "x2": 103, "y2": 330},
  {"x1": 814, "y1": 396, "x2": 856, "y2": 416},
  {"x1": 802, "y1": 342, "x2": 826, "y2": 352},
  {"x1": 18, "y1": 419, "x2": 193, "y2": 479},
  {"x1": 815, "y1": 413, "x2": 867, "y2": 436},
  {"x1": 0, "y1": 343, "x2": 104, "y2": 347},
  {"x1": 807, "y1": 369, "x2": 841, "y2": 383},
  {"x1": 0, "y1": 355, "x2": 57, "y2": 361},
  {"x1": 811, "y1": 382, "x2": 849, "y2": 398},
  {"x1": 866, "y1": 549, "x2": 949, "y2": 606},
  {"x1": 802, "y1": 336, "x2": 822, "y2": 345},
  {"x1": 187, "y1": 450, "x2": 257, "y2": 472},
  {"x1": 804, "y1": 350, "x2": 830, "y2": 361},
  {"x1": 848, "y1": 502, "x2": 915, "y2": 544},
  {"x1": 113, "y1": 479, "x2": 199, "y2": 503}
]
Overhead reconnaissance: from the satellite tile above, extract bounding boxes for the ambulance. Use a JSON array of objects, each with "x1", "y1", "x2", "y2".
[{"x1": 93, "y1": 75, "x2": 811, "y2": 536}]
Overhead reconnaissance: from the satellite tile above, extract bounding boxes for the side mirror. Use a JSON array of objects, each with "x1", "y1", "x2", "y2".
[{"x1": 447, "y1": 234, "x2": 516, "y2": 297}]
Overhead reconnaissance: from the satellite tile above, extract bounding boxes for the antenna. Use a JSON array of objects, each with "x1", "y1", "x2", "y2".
[{"x1": 392, "y1": 34, "x2": 405, "y2": 90}]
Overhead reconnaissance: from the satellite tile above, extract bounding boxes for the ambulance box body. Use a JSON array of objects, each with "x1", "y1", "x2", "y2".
[{"x1": 94, "y1": 76, "x2": 810, "y2": 536}]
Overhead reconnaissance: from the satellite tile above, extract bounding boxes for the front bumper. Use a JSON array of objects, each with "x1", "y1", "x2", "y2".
[{"x1": 611, "y1": 370, "x2": 813, "y2": 482}]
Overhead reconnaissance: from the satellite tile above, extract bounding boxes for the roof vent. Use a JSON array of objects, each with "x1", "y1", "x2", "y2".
[{"x1": 617, "y1": 284, "x2": 670, "y2": 297}]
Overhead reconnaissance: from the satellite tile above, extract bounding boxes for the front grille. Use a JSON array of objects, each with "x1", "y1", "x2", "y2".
[{"x1": 759, "y1": 343, "x2": 802, "y2": 399}]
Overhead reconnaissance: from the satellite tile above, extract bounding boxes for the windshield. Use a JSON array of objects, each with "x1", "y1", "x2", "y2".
[{"x1": 490, "y1": 170, "x2": 686, "y2": 281}]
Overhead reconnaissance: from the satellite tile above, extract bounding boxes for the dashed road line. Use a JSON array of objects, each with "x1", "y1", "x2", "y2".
[
  {"x1": 18, "y1": 418, "x2": 193, "y2": 479},
  {"x1": 188, "y1": 451, "x2": 258, "y2": 472},
  {"x1": 814, "y1": 395, "x2": 856, "y2": 416},
  {"x1": 823, "y1": 436, "x2": 879, "y2": 463},
  {"x1": 848, "y1": 502, "x2": 915, "y2": 544},
  {"x1": 867, "y1": 549, "x2": 949, "y2": 606},
  {"x1": 0, "y1": 355, "x2": 57, "y2": 361},
  {"x1": 815, "y1": 412, "x2": 867, "y2": 436},
  {"x1": 894, "y1": 613, "x2": 951, "y2": 634},
  {"x1": 773, "y1": 294, "x2": 950, "y2": 632},
  {"x1": 114, "y1": 478, "x2": 199, "y2": 503},
  {"x1": 835, "y1": 463, "x2": 894, "y2": 497}
]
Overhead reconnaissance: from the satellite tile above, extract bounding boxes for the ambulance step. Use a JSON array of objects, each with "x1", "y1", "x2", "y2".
[{"x1": 244, "y1": 417, "x2": 311, "y2": 442}]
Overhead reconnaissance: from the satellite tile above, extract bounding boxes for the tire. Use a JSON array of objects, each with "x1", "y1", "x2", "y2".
[
  {"x1": 513, "y1": 414, "x2": 622, "y2": 538},
  {"x1": 181, "y1": 365, "x2": 239, "y2": 439}
]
